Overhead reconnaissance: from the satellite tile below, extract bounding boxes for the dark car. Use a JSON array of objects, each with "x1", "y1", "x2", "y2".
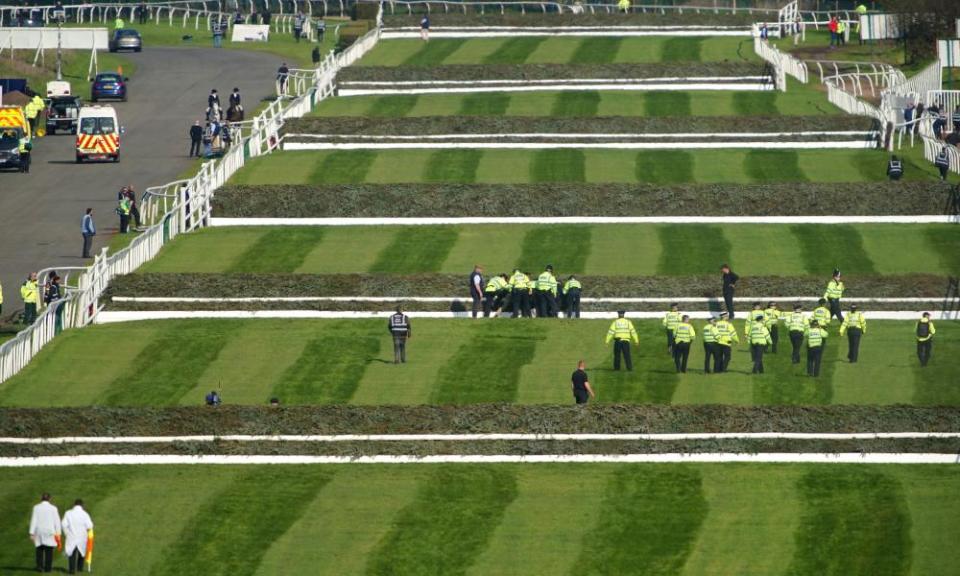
[
  {"x1": 90, "y1": 73, "x2": 128, "y2": 102},
  {"x1": 0, "y1": 128, "x2": 26, "y2": 171},
  {"x1": 45, "y1": 95, "x2": 83, "y2": 134},
  {"x1": 109, "y1": 29, "x2": 142, "y2": 53}
]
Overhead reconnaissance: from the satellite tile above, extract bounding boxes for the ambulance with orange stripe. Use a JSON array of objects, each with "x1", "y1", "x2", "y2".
[{"x1": 75, "y1": 105, "x2": 121, "y2": 163}]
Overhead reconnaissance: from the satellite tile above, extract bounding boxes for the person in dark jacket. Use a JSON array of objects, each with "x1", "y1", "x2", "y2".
[
  {"x1": 721, "y1": 263, "x2": 739, "y2": 319},
  {"x1": 189, "y1": 120, "x2": 203, "y2": 157},
  {"x1": 388, "y1": 306, "x2": 411, "y2": 364},
  {"x1": 469, "y1": 265, "x2": 484, "y2": 319},
  {"x1": 886, "y1": 155, "x2": 903, "y2": 181}
]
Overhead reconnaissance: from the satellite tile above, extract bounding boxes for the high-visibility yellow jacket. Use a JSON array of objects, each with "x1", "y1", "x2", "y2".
[
  {"x1": 812, "y1": 306, "x2": 831, "y2": 327},
  {"x1": 916, "y1": 319, "x2": 936, "y2": 342},
  {"x1": 749, "y1": 321, "x2": 772, "y2": 346},
  {"x1": 763, "y1": 307, "x2": 780, "y2": 330},
  {"x1": 20, "y1": 279, "x2": 38, "y2": 304},
  {"x1": 840, "y1": 311, "x2": 866, "y2": 336},
  {"x1": 784, "y1": 311, "x2": 809, "y2": 332},
  {"x1": 825, "y1": 280, "x2": 844, "y2": 300},
  {"x1": 564, "y1": 278, "x2": 581, "y2": 292},
  {"x1": 744, "y1": 313, "x2": 764, "y2": 339},
  {"x1": 662, "y1": 310, "x2": 681, "y2": 332},
  {"x1": 806, "y1": 326, "x2": 828, "y2": 348},
  {"x1": 606, "y1": 317, "x2": 638, "y2": 344},
  {"x1": 536, "y1": 271, "x2": 557, "y2": 295},
  {"x1": 485, "y1": 276, "x2": 507, "y2": 293},
  {"x1": 702, "y1": 323, "x2": 718, "y2": 343},
  {"x1": 674, "y1": 322, "x2": 696, "y2": 344},
  {"x1": 714, "y1": 320, "x2": 739, "y2": 346},
  {"x1": 510, "y1": 271, "x2": 529, "y2": 290}
]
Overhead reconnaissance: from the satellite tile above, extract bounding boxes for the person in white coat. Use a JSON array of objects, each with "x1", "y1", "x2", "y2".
[
  {"x1": 29, "y1": 493, "x2": 61, "y2": 573},
  {"x1": 62, "y1": 499, "x2": 94, "y2": 574}
]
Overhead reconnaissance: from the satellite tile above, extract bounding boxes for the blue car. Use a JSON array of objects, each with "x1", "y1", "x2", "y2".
[{"x1": 90, "y1": 72, "x2": 128, "y2": 102}]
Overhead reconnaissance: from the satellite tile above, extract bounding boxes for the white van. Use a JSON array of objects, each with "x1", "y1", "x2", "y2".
[{"x1": 75, "y1": 105, "x2": 121, "y2": 163}]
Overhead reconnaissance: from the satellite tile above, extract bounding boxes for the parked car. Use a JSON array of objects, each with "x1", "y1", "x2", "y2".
[
  {"x1": 109, "y1": 29, "x2": 142, "y2": 52},
  {"x1": 90, "y1": 73, "x2": 128, "y2": 102},
  {"x1": 46, "y1": 95, "x2": 83, "y2": 135}
]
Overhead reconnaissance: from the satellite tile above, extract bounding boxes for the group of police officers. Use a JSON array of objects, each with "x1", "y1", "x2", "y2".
[{"x1": 470, "y1": 264, "x2": 583, "y2": 320}]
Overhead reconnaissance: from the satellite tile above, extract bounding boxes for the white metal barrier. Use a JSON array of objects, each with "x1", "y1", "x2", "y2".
[
  {"x1": 753, "y1": 31, "x2": 807, "y2": 90},
  {"x1": 923, "y1": 136, "x2": 960, "y2": 176},
  {"x1": 926, "y1": 90, "x2": 960, "y2": 115},
  {"x1": 0, "y1": 1, "x2": 385, "y2": 385}
]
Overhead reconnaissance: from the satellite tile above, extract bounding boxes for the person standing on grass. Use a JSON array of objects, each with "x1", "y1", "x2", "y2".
[
  {"x1": 571, "y1": 360, "x2": 595, "y2": 404},
  {"x1": 824, "y1": 270, "x2": 845, "y2": 322},
  {"x1": 510, "y1": 269, "x2": 531, "y2": 318},
  {"x1": 119, "y1": 185, "x2": 141, "y2": 229},
  {"x1": 713, "y1": 311, "x2": 738, "y2": 372},
  {"x1": 312, "y1": 45, "x2": 321, "y2": 65},
  {"x1": 763, "y1": 301, "x2": 780, "y2": 353},
  {"x1": 469, "y1": 264, "x2": 484, "y2": 319},
  {"x1": 672, "y1": 315, "x2": 695, "y2": 373},
  {"x1": 29, "y1": 492, "x2": 61, "y2": 573},
  {"x1": 839, "y1": 304, "x2": 867, "y2": 363},
  {"x1": 420, "y1": 15, "x2": 430, "y2": 41},
  {"x1": 887, "y1": 155, "x2": 903, "y2": 180},
  {"x1": 294, "y1": 11, "x2": 305, "y2": 42},
  {"x1": 535, "y1": 265, "x2": 558, "y2": 318},
  {"x1": 605, "y1": 310, "x2": 638, "y2": 371},
  {"x1": 563, "y1": 275, "x2": 582, "y2": 318},
  {"x1": 828, "y1": 16, "x2": 838, "y2": 48},
  {"x1": 20, "y1": 272, "x2": 39, "y2": 324},
  {"x1": 81, "y1": 208, "x2": 96, "y2": 259},
  {"x1": 62, "y1": 499, "x2": 93, "y2": 575},
  {"x1": 916, "y1": 312, "x2": 936, "y2": 367},
  {"x1": 749, "y1": 313, "x2": 772, "y2": 374},
  {"x1": 662, "y1": 302, "x2": 681, "y2": 355},
  {"x1": 389, "y1": 306, "x2": 411, "y2": 364},
  {"x1": 720, "y1": 263, "x2": 738, "y2": 319},
  {"x1": 701, "y1": 316, "x2": 718, "y2": 374},
  {"x1": 936, "y1": 146, "x2": 951, "y2": 181},
  {"x1": 806, "y1": 319, "x2": 828, "y2": 377},
  {"x1": 785, "y1": 303, "x2": 808, "y2": 365}
]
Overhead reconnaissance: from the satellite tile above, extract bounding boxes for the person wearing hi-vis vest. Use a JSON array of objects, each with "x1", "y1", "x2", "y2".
[
  {"x1": 763, "y1": 301, "x2": 781, "y2": 353},
  {"x1": 672, "y1": 315, "x2": 696, "y2": 373},
  {"x1": 887, "y1": 155, "x2": 903, "y2": 180},
  {"x1": 606, "y1": 311, "x2": 638, "y2": 371},
  {"x1": 483, "y1": 273, "x2": 509, "y2": 318},
  {"x1": 62, "y1": 499, "x2": 93, "y2": 574},
  {"x1": 824, "y1": 270, "x2": 845, "y2": 322},
  {"x1": 785, "y1": 303, "x2": 809, "y2": 364},
  {"x1": 713, "y1": 311, "x2": 739, "y2": 373},
  {"x1": 701, "y1": 316, "x2": 718, "y2": 374},
  {"x1": 839, "y1": 304, "x2": 867, "y2": 363},
  {"x1": 806, "y1": 320, "x2": 829, "y2": 377},
  {"x1": 916, "y1": 312, "x2": 936, "y2": 367},
  {"x1": 388, "y1": 306, "x2": 411, "y2": 364},
  {"x1": 662, "y1": 303, "x2": 681, "y2": 355},
  {"x1": 20, "y1": 272, "x2": 38, "y2": 324},
  {"x1": 749, "y1": 313, "x2": 772, "y2": 374},
  {"x1": 534, "y1": 265, "x2": 558, "y2": 318},
  {"x1": 563, "y1": 275, "x2": 582, "y2": 318}
]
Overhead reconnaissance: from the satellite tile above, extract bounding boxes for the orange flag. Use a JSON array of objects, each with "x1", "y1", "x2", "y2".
[
  {"x1": 54, "y1": 533, "x2": 62, "y2": 552},
  {"x1": 85, "y1": 529, "x2": 94, "y2": 569}
]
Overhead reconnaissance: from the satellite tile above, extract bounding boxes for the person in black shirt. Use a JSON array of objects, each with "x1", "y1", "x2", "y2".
[
  {"x1": 189, "y1": 121, "x2": 203, "y2": 157},
  {"x1": 388, "y1": 306, "x2": 411, "y2": 364},
  {"x1": 469, "y1": 265, "x2": 484, "y2": 319},
  {"x1": 721, "y1": 264, "x2": 739, "y2": 319},
  {"x1": 571, "y1": 360, "x2": 595, "y2": 405}
]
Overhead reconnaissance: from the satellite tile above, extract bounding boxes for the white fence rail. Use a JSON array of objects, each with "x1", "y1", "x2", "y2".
[
  {"x1": 0, "y1": 4, "x2": 384, "y2": 385},
  {"x1": 753, "y1": 31, "x2": 807, "y2": 90},
  {"x1": 924, "y1": 137, "x2": 960, "y2": 176}
]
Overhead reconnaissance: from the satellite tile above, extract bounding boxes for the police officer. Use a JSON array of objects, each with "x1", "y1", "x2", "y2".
[
  {"x1": 535, "y1": 265, "x2": 558, "y2": 318},
  {"x1": 886, "y1": 155, "x2": 903, "y2": 181},
  {"x1": 785, "y1": 303, "x2": 809, "y2": 364},
  {"x1": 839, "y1": 304, "x2": 866, "y2": 363},
  {"x1": 483, "y1": 273, "x2": 509, "y2": 317},
  {"x1": 605, "y1": 311, "x2": 638, "y2": 371},
  {"x1": 662, "y1": 303, "x2": 681, "y2": 354},
  {"x1": 509, "y1": 269, "x2": 531, "y2": 318},
  {"x1": 744, "y1": 302, "x2": 762, "y2": 343},
  {"x1": 672, "y1": 315, "x2": 695, "y2": 373},
  {"x1": 18, "y1": 134, "x2": 31, "y2": 173},
  {"x1": 812, "y1": 298, "x2": 832, "y2": 328},
  {"x1": 720, "y1": 264, "x2": 738, "y2": 319},
  {"x1": 749, "y1": 313, "x2": 772, "y2": 374},
  {"x1": 763, "y1": 301, "x2": 780, "y2": 353},
  {"x1": 714, "y1": 311, "x2": 739, "y2": 372},
  {"x1": 388, "y1": 306, "x2": 411, "y2": 364},
  {"x1": 916, "y1": 312, "x2": 936, "y2": 367},
  {"x1": 702, "y1": 317, "x2": 718, "y2": 373},
  {"x1": 469, "y1": 265, "x2": 484, "y2": 319},
  {"x1": 824, "y1": 270, "x2": 844, "y2": 322},
  {"x1": 563, "y1": 275, "x2": 582, "y2": 318},
  {"x1": 936, "y1": 146, "x2": 950, "y2": 181},
  {"x1": 20, "y1": 272, "x2": 38, "y2": 324},
  {"x1": 806, "y1": 319, "x2": 828, "y2": 376}
]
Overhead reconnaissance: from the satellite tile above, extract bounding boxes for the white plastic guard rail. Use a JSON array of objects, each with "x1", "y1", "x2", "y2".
[
  {"x1": 0, "y1": 1, "x2": 384, "y2": 385},
  {"x1": 753, "y1": 32, "x2": 809, "y2": 89},
  {"x1": 924, "y1": 136, "x2": 960, "y2": 176}
]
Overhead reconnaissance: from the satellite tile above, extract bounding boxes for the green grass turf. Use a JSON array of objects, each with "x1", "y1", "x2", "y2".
[
  {"x1": 551, "y1": 91, "x2": 601, "y2": 116},
  {"x1": 635, "y1": 150, "x2": 695, "y2": 184},
  {"x1": 367, "y1": 94, "x2": 420, "y2": 117},
  {"x1": 356, "y1": 36, "x2": 754, "y2": 67},
  {"x1": 0, "y1": 465, "x2": 958, "y2": 575},
  {"x1": 138, "y1": 224, "x2": 960, "y2": 277},
  {"x1": 230, "y1": 148, "x2": 936, "y2": 186},
  {"x1": 456, "y1": 92, "x2": 511, "y2": 115},
  {"x1": 1, "y1": 319, "x2": 956, "y2": 407}
]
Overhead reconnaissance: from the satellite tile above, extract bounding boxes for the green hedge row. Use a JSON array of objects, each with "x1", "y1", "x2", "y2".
[
  {"x1": 339, "y1": 62, "x2": 759, "y2": 81},
  {"x1": 213, "y1": 182, "x2": 945, "y2": 218},
  {"x1": 3, "y1": 405, "x2": 958, "y2": 437},
  {"x1": 4, "y1": 438, "x2": 958, "y2": 458},
  {"x1": 285, "y1": 115, "x2": 875, "y2": 136},
  {"x1": 107, "y1": 273, "x2": 950, "y2": 299},
  {"x1": 381, "y1": 12, "x2": 759, "y2": 27}
]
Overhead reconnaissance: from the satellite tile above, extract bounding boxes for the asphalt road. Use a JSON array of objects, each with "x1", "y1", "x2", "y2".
[{"x1": 0, "y1": 46, "x2": 280, "y2": 317}]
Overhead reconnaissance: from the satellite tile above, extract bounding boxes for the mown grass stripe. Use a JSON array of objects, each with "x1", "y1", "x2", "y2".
[
  {"x1": 661, "y1": 37, "x2": 704, "y2": 62},
  {"x1": 598, "y1": 324, "x2": 680, "y2": 403},
  {"x1": 227, "y1": 228, "x2": 326, "y2": 273},
  {"x1": 100, "y1": 322, "x2": 234, "y2": 406},
  {"x1": 365, "y1": 466, "x2": 518, "y2": 575},
  {"x1": 656, "y1": 224, "x2": 731, "y2": 275},
  {"x1": 309, "y1": 150, "x2": 377, "y2": 184},
  {"x1": 458, "y1": 92, "x2": 511, "y2": 115},
  {"x1": 571, "y1": 465, "x2": 707, "y2": 575},
  {"x1": 570, "y1": 37, "x2": 624, "y2": 64},
  {"x1": 149, "y1": 467, "x2": 334, "y2": 576},
  {"x1": 516, "y1": 225, "x2": 592, "y2": 274},
  {"x1": 925, "y1": 226, "x2": 960, "y2": 275},
  {"x1": 787, "y1": 467, "x2": 912, "y2": 576},
  {"x1": 733, "y1": 92, "x2": 778, "y2": 115},
  {"x1": 912, "y1": 322, "x2": 960, "y2": 405},
  {"x1": 369, "y1": 226, "x2": 459, "y2": 273},
  {"x1": 272, "y1": 332, "x2": 380, "y2": 404},
  {"x1": 484, "y1": 37, "x2": 547, "y2": 64},
  {"x1": 745, "y1": 150, "x2": 807, "y2": 182},
  {"x1": 367, "y1": 94, "x2": 420, "y2": 117},
  {"x1": 751, "y1": 334, "x2": 837, "y2": 404},
  {"x1": 530, "y1": 149, "x2": 585, "y2": 182},
  {"x1": 551, "y1": 91, "x2": 601, "y2": 116},
  {"x1": 791, "y1": 224, "x2": 877, "y2": 275},
  {"x1": 403, "y1": 39, "x2": 467, "y2": 66},
  {"x1": 644, "y1": 92, "x2": 691, "y2": 116},
  {"x1": 424, "y1": 149, "x2": 482, "y2": 183},
  {"x1": 635, "y1": 150, "x2": 695, "y2": 184},
  {"x1": 431, "y1": 323, "x2": 543, "y2": 403}
]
